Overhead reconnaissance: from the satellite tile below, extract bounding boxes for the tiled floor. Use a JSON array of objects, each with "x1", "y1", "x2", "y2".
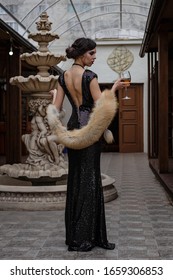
[{"x1": 0, "y1": 152, "x2": 173, "y2": 260}]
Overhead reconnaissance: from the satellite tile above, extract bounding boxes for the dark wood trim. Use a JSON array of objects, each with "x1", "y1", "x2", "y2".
[
  {"x1": 6, "y1": 47, "x2": 22, "y2": 163},
  {"x1": 139, "y1": 0, "x2": 169, "y2": 57},
  {"x1": 147, "y1": 53, "x2": 150, "y2": 158},
  {"x1": 158, "y1": 29, "x2": 169, "y2": 172},
  {"x1": 149, "y1": 158, "x2": 173, "y2": 199}
]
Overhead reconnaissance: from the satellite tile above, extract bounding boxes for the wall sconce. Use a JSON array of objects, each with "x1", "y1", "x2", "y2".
[{"x1": 9, "y1": 38, "x2": 13, "y2": 56}]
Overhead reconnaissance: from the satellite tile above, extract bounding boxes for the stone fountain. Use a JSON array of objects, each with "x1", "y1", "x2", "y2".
[{"x1": 0, "y1": 13, "x2": 117, "y2": 210}]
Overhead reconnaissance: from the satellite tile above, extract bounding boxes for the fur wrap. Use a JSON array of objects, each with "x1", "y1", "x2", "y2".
[{"x1": 46, "y1": 89, "x2": 118, "y2": 149}]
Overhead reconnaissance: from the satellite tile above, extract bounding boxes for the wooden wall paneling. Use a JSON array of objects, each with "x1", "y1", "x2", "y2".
[
  {"x1": 6, "y1": 47, "x2": 22, "y2": 164},
  {"x1": 158, "y1": 29, "x2": 169, "y2": 172}
]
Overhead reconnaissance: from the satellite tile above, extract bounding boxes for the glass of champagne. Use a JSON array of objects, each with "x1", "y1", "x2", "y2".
[{"x1": 120, "y1": 71, "x2": 131, "y2": 99}]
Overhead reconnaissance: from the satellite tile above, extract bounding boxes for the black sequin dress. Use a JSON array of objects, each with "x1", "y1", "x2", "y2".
[{"x1": 58, "y1": 69, "x2": 115, "y2": 251}]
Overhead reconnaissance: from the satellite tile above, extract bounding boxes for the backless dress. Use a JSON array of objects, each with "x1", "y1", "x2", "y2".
[{"x1": 58, "y1": 69, "x2": 114, "y2": 251}]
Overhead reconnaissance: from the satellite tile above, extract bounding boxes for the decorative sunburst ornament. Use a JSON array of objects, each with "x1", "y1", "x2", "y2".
[{"x1": 107, "y1": 46, "x2": 134, "y2": 74}]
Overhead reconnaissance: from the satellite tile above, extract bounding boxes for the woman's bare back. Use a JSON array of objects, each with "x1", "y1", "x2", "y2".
[{"x1": 64, "y1": 68, "x2": 84, "y2": 107}]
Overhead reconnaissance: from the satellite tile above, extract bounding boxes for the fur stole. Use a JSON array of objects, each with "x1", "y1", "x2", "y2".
[{"x1": 46, "y1": 89, "x2": 118, "y2": 149}]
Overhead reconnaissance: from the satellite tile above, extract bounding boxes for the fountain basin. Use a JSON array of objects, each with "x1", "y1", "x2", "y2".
[
  {"x1": 28, "y1": 32, "x2": 59, "y2": 43},
  {"x1": 21, "y1": 52, "x2": 66, "y2": 67},
  {"x1": 0, "y1": 174, "x2": 117, "y2": 211},
  {"x1": 0, "y1": 163, "x2": 67, "y2": 180},
  {"x1": 10, "y1": 75, "x2": 59, "y2": 92}
]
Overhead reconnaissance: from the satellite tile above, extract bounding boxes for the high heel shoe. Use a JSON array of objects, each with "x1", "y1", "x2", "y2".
[{"x1": 98, "y1": 242, "x2": 115, "y2": 250}]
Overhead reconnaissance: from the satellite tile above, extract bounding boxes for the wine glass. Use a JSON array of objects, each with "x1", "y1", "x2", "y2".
[{"x1": 120, "y1": 71, "x2": 131, "y2": 100}]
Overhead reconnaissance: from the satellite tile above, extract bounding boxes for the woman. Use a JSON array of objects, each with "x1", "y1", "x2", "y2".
[{"x1": 49, "y1": 37, "x2": 128, "y2": 251}]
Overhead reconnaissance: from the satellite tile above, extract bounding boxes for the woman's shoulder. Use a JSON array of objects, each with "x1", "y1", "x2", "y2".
[{"x1": 84, "y1": 69, "x2": 98, "y2": 80}]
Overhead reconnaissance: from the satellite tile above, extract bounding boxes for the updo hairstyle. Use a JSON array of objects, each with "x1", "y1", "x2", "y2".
[{"x1": 66, "y1": 37, "x2": 96, "y2": 59}]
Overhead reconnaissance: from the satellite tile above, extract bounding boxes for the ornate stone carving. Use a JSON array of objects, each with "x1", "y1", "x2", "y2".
[
  {"x1": 35, "y1": 12, "x2": 52, "y2": 32},
  {"x1": 1, "y1": 12, "x2": 67, "y2": 183}
]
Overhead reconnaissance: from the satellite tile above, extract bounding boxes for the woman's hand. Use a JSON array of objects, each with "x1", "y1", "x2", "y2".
[{"x1": 111, "y1": 78, "x2": 130, "y2": 93}]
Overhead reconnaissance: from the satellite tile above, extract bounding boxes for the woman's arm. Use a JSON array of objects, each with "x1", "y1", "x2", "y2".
[
  {"x1": 89, "y1": 77, "x2": 128, "y2": 102},
  {"x1": 89, "y1": 78, "x2": 102, "y2": 101}
]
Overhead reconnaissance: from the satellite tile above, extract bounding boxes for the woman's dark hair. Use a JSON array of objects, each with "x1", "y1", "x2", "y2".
[{"x1": 66, "y1": 37, "x2": 96, "y2": 59}]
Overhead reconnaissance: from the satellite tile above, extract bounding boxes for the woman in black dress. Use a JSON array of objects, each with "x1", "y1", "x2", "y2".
[{"x1": 49, "y1": 38, "x2": 127, "y2": 251}]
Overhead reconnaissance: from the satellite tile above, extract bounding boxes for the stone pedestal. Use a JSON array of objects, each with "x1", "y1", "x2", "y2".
[{"x1": 0, "y1": 174, "x2": 117, "y2": 211}]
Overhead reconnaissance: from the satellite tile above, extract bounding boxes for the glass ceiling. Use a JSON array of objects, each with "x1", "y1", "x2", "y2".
[{"x1": 0, "y1": 0, "x2": 151, "y2": 54}]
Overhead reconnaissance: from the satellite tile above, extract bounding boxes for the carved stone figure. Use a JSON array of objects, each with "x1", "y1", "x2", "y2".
[{"x1": 0, "y1": 12, "x2": 68, "y2": 182}]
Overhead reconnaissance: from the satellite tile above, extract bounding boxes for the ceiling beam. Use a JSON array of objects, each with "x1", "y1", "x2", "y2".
[{"x1": 69, "y1": 0, "x2": 87, "y2": 37}]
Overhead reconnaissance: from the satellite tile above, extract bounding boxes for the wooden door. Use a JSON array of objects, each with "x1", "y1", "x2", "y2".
[{"x1": 119, "y1": 84, "x2": 143, "y2": 152}]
